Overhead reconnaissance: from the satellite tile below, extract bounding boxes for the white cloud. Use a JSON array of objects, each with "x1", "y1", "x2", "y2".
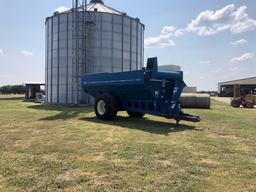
[
  {"x1": 146, "y1": 4, "x2": 256, "y2": 48},
  {"x1": 186, "y1": 4, "x2": 256, "y2": 36},
  {"x1": 21, "y1": 50, "x2": 34, "y2": 56},
  {"x1": 0, "y1": 49, "x2": 3, "y2": 57},
  {"x1": 55, "y1": 6, "x2": 69, "y2": 13},
  {"x1": 174, "y1": 29, "x2": 186, "y2": 37},
  {"x1": 230, "y1": 39, "x2": 247, "y2": 46},
  {"x1": 145, "y1": 37, "x2": 175, "y2": 48},
  {"x1": 161, "y1": 26, "x2": 176, "y2": 36},
  {"x1": 145, "y1": 26, "x2": 176, "y2": 48},
  {"x1": 230, "y1": 52, "x2": 254, "y2": 62},
  {"x1": 200, "y1": 60, "x2": 211, "y2": 64}
]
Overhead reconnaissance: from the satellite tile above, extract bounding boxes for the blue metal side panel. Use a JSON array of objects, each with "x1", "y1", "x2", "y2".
[
  {"x1": 156, "y1": 70, "x2": 184, "y2": 80},
  {"x1": 82, "y1": 70, "x2": 145, "y2": 88}
]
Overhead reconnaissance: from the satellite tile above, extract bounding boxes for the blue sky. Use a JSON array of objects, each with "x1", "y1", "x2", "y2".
[{"x1": 0, "y1": 0, "x2": 255, "y2": 90}]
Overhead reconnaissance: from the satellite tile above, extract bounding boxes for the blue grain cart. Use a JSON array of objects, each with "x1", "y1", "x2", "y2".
[{"x1": 82, "y1": 58, "x2": 200, "y2": 124}]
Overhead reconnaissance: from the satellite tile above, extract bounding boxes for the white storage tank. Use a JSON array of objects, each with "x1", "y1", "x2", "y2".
[{"x1": 45, "y1": 0, "x2": 145, "y2": 105}]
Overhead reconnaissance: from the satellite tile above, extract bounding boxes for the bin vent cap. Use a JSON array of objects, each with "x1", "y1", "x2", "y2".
[{"x1": 90, "y1": 0, "x2": 104, "y2": 4}]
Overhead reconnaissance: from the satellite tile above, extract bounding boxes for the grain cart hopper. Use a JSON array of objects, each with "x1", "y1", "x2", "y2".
[{"x1": 82, "y1": 58, "x2": 200, "y2": 124}]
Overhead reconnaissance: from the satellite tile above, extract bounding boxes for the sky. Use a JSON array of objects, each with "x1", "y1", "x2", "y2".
[{"x1": 0, "y1": 0, "x2": 255, "y2": 91}]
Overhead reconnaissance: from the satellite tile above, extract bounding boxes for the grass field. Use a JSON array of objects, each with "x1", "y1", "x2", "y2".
[{"x1": 0, "y1": 95, "x2": 255, "y2": 192}]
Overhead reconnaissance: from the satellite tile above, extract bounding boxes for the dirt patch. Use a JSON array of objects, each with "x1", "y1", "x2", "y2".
[
  {"x1": 218, "y1": 134, "x2": 241, "y2": 141},
  {"x1": 155, "y1": 160, "x2": 172, "y2": 167},
  {"x1": 77, "y1": 152, "x2": 106, "y2": 162},
  {"x1": 207, "y1": 133, "x2": 242, "y2": 141},
  {"x1": 13, "y1": 139, "x2": 34, "y2": 149},
  {"x1": 0, "y1": 175, "x2": 6, "y2": 185},
  {"x1": 201, "y1": 158, "x2": 221, "y2": 166},
  {"x1": 57, "y1": 169, "x2": 91, "y2": 182},
  {"x1": 42, "y1": 153, "x2": 59, "y2": 162}
]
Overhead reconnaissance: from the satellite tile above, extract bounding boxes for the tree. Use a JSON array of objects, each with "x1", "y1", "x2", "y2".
[{"x1": 0, "y1": 85, "x2": 25, "y2": 94}]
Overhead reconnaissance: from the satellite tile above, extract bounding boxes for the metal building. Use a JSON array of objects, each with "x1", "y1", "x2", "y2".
[
  {"x1": 218, "y1": 77, "x2": 256, "y2": 97},
  {"x1": 24, "y1": 82, "x2": 45, "y2": 101},
  {"x1": 158, "y1": 65, "x2": 197, "y2": 93},
  {"x1": 45, "y1": 0, "x2": 145, "y2": 105}
]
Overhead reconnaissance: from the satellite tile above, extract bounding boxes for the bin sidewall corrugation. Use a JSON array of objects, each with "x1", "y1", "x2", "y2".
[{"x1": 45, "y1": 10, "x2": 144, "y2": 104}]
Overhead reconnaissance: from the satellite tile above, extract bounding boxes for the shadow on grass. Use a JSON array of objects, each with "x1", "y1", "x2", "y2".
[
  {"x1": 28, "y1": 104, "x2": 201, "y2": 135},
  {"x1": 40, "y1": 111, "x2": 83, "y2": 120},
  {"x1": 0, "y1": 97, "x2": 25, "y2": 101},
  {"x1": 80, "y1": 116, "x2": 200, "y2": 135},
  {"x1": 28, "y1": 104, "x2": 93, "y2": 121}
]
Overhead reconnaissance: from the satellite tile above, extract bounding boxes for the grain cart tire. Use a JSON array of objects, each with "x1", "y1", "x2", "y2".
[
  {"x1": 95, "y1": 94, "x2": 117, "y2": 120},
  {"x1": 231, "y1": 99, "x2": 241, "y2": 108},
  {"x1": 127, "y1": 111, "x2": 145, "y2": 118},
  {"x1": 245, "y1": 102, "x2": 254, "y2": 109}
]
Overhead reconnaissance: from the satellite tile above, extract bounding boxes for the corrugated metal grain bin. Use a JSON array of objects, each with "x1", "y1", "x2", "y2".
[{"x1": 45, "y1": 0, "x2": 145, "y2": 105}]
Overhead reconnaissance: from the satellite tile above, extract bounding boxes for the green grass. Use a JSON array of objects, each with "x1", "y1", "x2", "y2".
[
  {"x1": 0, "y1": 95, "x2": 255, "y2": 192},
  {"x1": 0, "y1": 94, "x2": 24, "y2": 99}
]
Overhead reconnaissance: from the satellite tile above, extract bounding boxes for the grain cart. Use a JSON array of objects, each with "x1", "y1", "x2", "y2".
[{"x1": 82, "y1": 57, "x2": 200, "y2": 124}]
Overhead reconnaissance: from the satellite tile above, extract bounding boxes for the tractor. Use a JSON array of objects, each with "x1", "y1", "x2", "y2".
[{"x1": 231, "y1": 94, "x2": 256, "y2": 108}]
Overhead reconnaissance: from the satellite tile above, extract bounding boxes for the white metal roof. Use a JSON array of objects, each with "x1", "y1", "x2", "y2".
[
  {"x1": 87, "y1": 2, "x2": 124, "y2": 15},
  {"x1": 59, "y1": 0, "x2": 124, "y2": 15},
  {"x1": 24, "y1": 82, "x2": 45, "y2": 85},
  {"x1": 218, "y1": 77, "x2": 256, "y2": 85}
]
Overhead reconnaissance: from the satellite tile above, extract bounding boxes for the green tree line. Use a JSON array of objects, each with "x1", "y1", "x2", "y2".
[{"x1": 0, "y1": 85, "x2": 25, "y2": 94}]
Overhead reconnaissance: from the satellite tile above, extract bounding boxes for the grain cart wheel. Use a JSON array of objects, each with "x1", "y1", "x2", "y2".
[
  {"x1": 245, "y1": 102, "x2": 254, "y2": 109},
  {"x1": 95, "y1": 94, "x2": 117, "y2": 120},
  {"x1": 231, "y1": 99, "x2": 241, "y2": 108},
  {"x1": 127, "y1": 111, "x2": 145, "y2": 118}
]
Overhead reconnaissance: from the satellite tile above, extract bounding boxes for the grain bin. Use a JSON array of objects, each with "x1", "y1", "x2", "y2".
[{"x1": 45, "y1": 0, "x2": 145, "y2": 105}]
